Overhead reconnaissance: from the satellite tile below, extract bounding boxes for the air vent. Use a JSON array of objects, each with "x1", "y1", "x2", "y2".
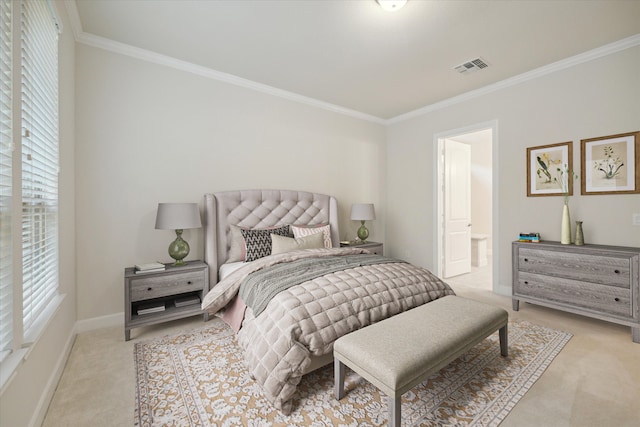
[{"x1": 454, "y1": 57, "x2": 489, "y2": 74}]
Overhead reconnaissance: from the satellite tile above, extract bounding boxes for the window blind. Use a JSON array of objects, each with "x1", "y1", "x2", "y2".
[
  {"x1": 0, "y1": 0, "x2": 13, "y2": 361},
  {"x1": 20, "y1": 0, "x2": 59, "y2": 339}
]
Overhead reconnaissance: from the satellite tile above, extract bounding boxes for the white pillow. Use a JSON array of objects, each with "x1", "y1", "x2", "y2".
[
  {"x1": 291, "y1": 224, "x2": 332, "y2": 248},
  {"x1": 271, "y1": 232, "x2": 324, "y2": 255}
]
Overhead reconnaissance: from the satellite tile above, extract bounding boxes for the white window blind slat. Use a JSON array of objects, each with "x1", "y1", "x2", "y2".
[{"x1": 0, "y1": 0, "x2": 13, "y2": 361}]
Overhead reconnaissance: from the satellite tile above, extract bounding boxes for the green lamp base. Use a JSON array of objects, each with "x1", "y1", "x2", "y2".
[
  {"x1": 357, "y1": 221, "x2": 369, "y2": 243},
  {"x1": 168, "y1": 229, "x2": 190, "y2": 266}
]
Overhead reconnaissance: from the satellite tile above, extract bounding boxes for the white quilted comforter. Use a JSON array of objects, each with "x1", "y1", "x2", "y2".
[{"x1": 201, "y1": 247, "x2": 455, "y2": 414}]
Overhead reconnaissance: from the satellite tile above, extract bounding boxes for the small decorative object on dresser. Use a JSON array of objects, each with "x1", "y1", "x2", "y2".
[
  {"x1": 574, "y1": 221, "x2": 584, "y2": 246},
  {"x1": 124, "y1": 260, "x2": 209, "y2": 341},
  {"x1": 339, "y1": 240, "x2": 383, "y2": 255},
  {"x1": 512, "y1": 241, "x2": 640, "y2": 343}
]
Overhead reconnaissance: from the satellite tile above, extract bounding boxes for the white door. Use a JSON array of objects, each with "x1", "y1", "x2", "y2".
[{"x1": 443, "y1": 139, "x2": 471, "y2": 278}]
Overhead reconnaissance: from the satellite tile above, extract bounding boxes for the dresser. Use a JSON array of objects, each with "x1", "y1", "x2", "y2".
[{"x1": 512, "y1": 241, "x2": 640, "y2": 343}]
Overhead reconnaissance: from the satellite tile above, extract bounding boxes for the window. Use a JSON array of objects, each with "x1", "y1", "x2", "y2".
[
  {"x1": 20, "y1": 0, "x2": 60, "y2": 342},
  {"x1": 0, "y1": 0, "x2": 60, "y2": 369}
]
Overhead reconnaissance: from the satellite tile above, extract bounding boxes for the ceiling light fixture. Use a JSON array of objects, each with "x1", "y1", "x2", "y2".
[{"x1": 376, "y1": 0, "x2": 407, "y2": 12}]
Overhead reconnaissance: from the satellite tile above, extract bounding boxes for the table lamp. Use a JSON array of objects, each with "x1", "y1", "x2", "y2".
[
  {"x1": 155, "y1": 203, "x2": 202, "y2": 266},
  {"x1": 350, "y1": 203, "x2": 376, "y2": 243}
]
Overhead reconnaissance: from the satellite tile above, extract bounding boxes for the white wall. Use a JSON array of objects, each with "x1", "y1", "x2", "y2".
[
  {"x1": 74, "y1": 43, "x2": 386, "y2": 322},
  {"x1": 386, "y1": 46, "x2": 640, "y2": 295},
  {"x1": 0, "y1": 2, "x2": 76, "y2": 426},
  {"x1": 468, "y1": 131, "x2": 493, "y2": 244}
]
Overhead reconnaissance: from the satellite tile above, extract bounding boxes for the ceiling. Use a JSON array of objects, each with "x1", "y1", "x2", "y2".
[{"x1": 72, "y1": 0, "x2": 640, "y2": 121}]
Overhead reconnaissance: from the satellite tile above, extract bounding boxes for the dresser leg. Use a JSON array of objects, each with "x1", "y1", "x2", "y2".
[
  {"x1": 512, "y1": 299, "x2": 519, "y2": 311},
  {"x1": 632, "y1": 327, "x2": 640, "y2": 344}
]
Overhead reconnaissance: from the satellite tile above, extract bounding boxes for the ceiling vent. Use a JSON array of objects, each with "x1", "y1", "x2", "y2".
[{"x1": 454, "y1": 58, "x2": 489, "y2": 74}]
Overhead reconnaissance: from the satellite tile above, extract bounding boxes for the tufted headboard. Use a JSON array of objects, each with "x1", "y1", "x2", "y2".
[{"x1": 203, "y1": 189, "x2": 339, "y2": 289}]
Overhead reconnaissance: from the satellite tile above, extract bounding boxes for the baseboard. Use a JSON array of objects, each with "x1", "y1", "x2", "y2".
[
  {"x1": 75, "y1": 312, "x2": 123, "y2": 333},
  {"x1": 26, "y1": 312, "x2": 123, "y2": 426},
  {"x1": 29, "y1": 323, "x2": 76, "y2": 427}
]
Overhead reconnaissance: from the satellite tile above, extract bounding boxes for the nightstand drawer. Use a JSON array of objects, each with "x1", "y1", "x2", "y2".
[
  {"x1": 130, "y1": 270, "x2": 204, "y2": 302},
  {"x1": 340, "y1": 241, "x2": 383, "y2": 256}
]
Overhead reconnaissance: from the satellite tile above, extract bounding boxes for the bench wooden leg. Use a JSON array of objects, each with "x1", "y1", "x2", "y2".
[
  {"x1": 334, "y1": 358, "x2": 346, "y2": 400},
  {"x1": 499, "y1": 324, "x2": 508, "y2": 357},
  {"x1": 388, "y1": 395, "x2": 401, "y2": 427}
]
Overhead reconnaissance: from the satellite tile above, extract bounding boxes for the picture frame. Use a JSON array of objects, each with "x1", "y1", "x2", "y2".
[
  {"x1": 526, "y1": 141, "x2": 573, "y2": 197},
  {"x1": 581, "y1": 131, "x2": 640, "y2": 195}
]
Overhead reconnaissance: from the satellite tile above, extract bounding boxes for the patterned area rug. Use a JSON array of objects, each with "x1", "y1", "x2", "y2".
[{"x1": 135, "y1": 318, "x2": 571, "y2": 427}]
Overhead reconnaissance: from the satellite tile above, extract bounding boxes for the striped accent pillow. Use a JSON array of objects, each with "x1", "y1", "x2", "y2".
[
  {"x1": 291, "y1": 224, "x2": 332, "y2": 248},
  {"x1": 241, "y1": 225, "x2": 291, "y2": 262}
]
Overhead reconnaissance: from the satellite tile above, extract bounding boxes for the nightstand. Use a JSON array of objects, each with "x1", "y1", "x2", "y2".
[
  {"x1": 124, "y1": 260, "x2": 209, "y2": 341},
  {"x1": 340, "y1": 241, "x2": 384, "y2": 255}
]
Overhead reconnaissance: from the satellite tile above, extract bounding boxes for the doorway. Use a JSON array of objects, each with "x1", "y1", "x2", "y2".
[{"x1": 435, "y1": 121, "x2": 496, "y2": 288}]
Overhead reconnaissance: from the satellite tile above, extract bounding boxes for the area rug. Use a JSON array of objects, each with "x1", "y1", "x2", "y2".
[{"x1": 134, "y1": 318, "x2": 571, "y2": 427}]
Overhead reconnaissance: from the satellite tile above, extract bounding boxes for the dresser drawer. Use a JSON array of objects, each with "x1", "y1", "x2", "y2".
[
  {"x1": 515, "y1": 272, "x2": 631, "y2": 318},
  {"x1": 130, "y1": 270, "x2": 204, "y2": 302},
  {"x1": 518, "y1": 247, "x2": 630, "y2": 288}
]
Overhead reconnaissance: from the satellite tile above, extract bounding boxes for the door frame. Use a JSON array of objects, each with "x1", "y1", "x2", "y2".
[{"x1": 433, "y1": 120, "x2": 499, "y2": 288}]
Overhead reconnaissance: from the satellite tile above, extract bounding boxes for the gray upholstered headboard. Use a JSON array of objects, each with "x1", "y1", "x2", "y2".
[{"x1": 203, "y1": 189, "x2": 339, "y2": 289}]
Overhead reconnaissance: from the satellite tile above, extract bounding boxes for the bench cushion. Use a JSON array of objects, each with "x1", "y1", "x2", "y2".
[{"x1": 333, "y1": 295, "x2": 508, "y2": 397}]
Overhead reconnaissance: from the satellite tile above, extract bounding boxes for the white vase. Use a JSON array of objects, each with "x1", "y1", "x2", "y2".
[{"x1": 561, "y1": 203, "x2": 571, "y2": 244}]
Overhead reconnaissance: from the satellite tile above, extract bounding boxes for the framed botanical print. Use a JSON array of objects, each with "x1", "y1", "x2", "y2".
[
  {"x1": 581, "y1": 131, "x2": 640, "y2": 195},
  {"x1": 526, "y1": 141, "x2": 573, "y2": 197}
]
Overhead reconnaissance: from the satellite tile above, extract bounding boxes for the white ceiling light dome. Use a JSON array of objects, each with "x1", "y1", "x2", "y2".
[{"x1": 376, "y1": 0, "x2": 407, "y2": 12}]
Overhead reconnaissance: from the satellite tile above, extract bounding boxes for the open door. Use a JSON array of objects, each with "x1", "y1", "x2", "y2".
[{"x1": 443, "y1": 139, "x2": 471, "y2": 278}]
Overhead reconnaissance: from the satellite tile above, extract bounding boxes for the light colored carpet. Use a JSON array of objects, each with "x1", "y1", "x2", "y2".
[{"x1": 134, "y1": 317, "x2": 571, "y2": 426}]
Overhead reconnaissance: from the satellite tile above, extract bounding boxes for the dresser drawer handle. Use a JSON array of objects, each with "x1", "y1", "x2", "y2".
[
  {"x1": 524, "y1": 281, "x2": 529, "y2": 284},
  {"x1": 614, "y1": 297, "x2": 620, "y2": 302},
  {"x1": 524, "y1": 258, "x2": 529, "y2": 262},
  {"x1": 147, "y1": 287, "x2": 152, "y2": 291},
  {"x1": 614, "y1": 269, "x2": 620, "y2": 274},
  {"x1": 187, "y1": 281, "x2": 192, "y2": 285}
]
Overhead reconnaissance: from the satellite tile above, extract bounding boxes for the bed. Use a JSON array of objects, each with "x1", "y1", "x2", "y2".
[{"x1": 201, "y1": 189, "x2": 455, "y2": 414}]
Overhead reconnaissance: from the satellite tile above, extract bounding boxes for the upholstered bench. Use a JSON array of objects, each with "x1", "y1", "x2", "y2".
[{"x1": 333, "y1": 295, "x2": 508, "y2": 427}]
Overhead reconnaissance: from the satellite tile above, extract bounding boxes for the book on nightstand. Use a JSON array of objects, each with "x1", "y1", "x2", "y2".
[
  {"x1": 134, "y1": 262, "x2": 166, "y2": 274},
  {"x1": 136, "y1": 301, "x2": 166, "y2": 315},
  {"x1": 174, "y1": 295, "x2": 201, "y2": 308}
]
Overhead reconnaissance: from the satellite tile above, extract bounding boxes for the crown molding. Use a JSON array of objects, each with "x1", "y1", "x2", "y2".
[
  {"x1": 64, "y1": 2, "x2": 385, "y2": 125},
  {"x1": 63, "y1": 1, "x2": 637, "y2": 127},
  {"x1": 388, "y1": 33, "x2": 640, "y2": 124}
]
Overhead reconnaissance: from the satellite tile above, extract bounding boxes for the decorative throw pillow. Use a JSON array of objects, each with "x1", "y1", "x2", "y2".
[
  {"x1": 227, "y1": 225, "x2": 246, "y2": 262},
  {"x1": 271, "y1": 232, "x2": 324, "y2": 255},
  {"x1": 241, "y1": 225, "x2": 291, "y2": 262},
  {"x1": 291, "y1": 224, "x2": 332, "y2": 248}
]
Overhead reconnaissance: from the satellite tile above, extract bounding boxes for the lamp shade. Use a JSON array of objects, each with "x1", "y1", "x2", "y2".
[
  {"x1": 350, "y1": 203, "x2": 376, "y2": 221},
  {"x1": 155, "y1": 203, "x2": 202, "y2": 230}
]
